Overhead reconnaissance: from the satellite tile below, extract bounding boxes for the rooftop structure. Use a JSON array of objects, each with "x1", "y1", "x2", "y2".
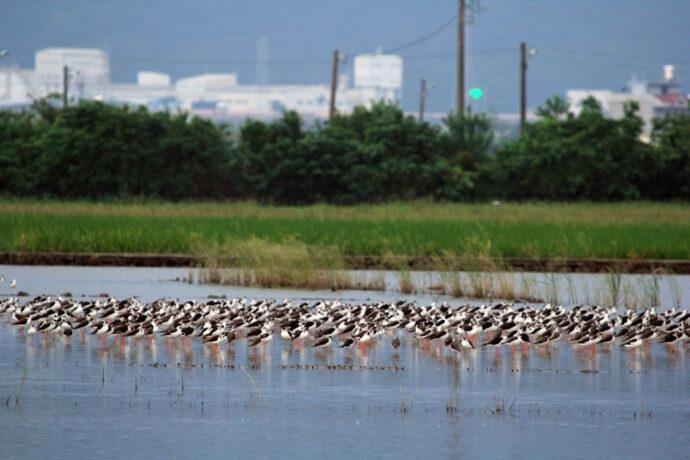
[
  {"x1": 35, "y1": 48, "x2": 109, "y2": 97},
  {"x1": 567, "y1": 65, "x2": 689, "y2": 138}
]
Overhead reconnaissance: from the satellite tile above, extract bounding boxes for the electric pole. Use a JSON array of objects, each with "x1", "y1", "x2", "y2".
[
  {"x1": 63, "y1": 65, "x2": 69, "y2": 108},
  {"x1": 520, "y1": 42, "x2": 527, "y2": 134},
  {"x1": 456, "y1": 0, "x2": 465, "y2": 114},
  {"x1": 329, "y1": 49, "x2": 339, "y2": 121},
  {"x1": 419, "y1": 79, "x2": 427, "y2": 122}
]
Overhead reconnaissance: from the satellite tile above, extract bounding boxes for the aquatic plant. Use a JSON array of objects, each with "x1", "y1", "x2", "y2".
[
  {"x1": 565, "y1": 274, "x2": 578, "y2": 305},
  {"x1": 666, "y1": 276, "x2": 682, "y2": 309},
  {"x1": 490, "y1": 395, "x2": 516, "y2": 417},
  {"x1": 440, "y1": 271, "x2": 465, "y2": 298},
  {"x1": 15, "y1": 367, "x2": 28, "y2": 406},
  {"x1": 604, "y1": 269, "x2": 623, "y2": 306},
  {"x1": 399, "y1": 399, "x2": 413, "y2": 416},
  {"x1": 640, "y1": 272, "x2": 661, "y2": 309},
  {"x1": 398, "y1": 271, "x2": 415, "y2": 294},
  {"x1": 544, "y1": 272, "x2": 560, "y2": 305},
  {"x1": 241, "y1": 365, "x2": 260, "y2": 403},
  {"x1": 446, "y1": 394, "x2": 460, "y2": 417},
  {"x1": 493, "y1": 271, "x2": 517, "y2": 301}
]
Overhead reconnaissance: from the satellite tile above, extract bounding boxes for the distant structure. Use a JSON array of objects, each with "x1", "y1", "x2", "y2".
[
  {"x1": 36, "y1": 48, "x2": 109, "y2": 96},
  {"x1": 0, "y1": 47, "x2": 403, "y2": 121},
  {"x1": 567, "y1": 65, "x2": 689, "y2": 139}
]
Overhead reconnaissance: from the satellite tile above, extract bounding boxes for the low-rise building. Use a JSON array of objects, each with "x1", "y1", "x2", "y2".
[
  {"x1": 567, "y1": 66, "x2": 689, "y2": 139},
  {"x1": 1, "y1": 47, "x2": 403, "y2": 121}
]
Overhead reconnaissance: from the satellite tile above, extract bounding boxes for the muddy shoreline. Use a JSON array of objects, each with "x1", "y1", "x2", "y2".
[{"x1": 1, "y1": 252, "x2": 689, "y2": 274}]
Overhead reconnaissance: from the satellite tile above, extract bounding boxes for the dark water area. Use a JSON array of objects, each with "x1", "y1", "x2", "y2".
[{"x1": 0, "y1": 266, "x2": 688, "y2": 459}]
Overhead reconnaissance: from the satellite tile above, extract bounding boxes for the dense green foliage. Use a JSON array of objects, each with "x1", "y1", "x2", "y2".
[
  {"x1": 0, "y1": 97, "x2": 688, "y2": 202},
  {"x1": 0, "y1": 100, "x2": 234, "y2": 200},
  {"x1": 485, "y1": 97, "x2": 690, "y2": 201}
]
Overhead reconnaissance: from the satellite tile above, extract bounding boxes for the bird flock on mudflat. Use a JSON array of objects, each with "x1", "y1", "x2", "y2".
[{"x1": 1, "y1": 296, "x2": 689, "y2": 352}]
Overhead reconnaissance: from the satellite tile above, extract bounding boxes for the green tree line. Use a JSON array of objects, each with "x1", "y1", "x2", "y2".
[{"x1": 0, "y1": 96, "x2": 688, "y2": 202}]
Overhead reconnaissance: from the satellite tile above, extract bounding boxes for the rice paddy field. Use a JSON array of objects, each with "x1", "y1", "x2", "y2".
[{"x1": 1, "y1": 200, "x2": 689, "y2": 261}]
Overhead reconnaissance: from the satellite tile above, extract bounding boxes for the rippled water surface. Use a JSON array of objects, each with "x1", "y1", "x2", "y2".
[{"x1": 0, "y1": 266, "x2": 688, "y2": 459}]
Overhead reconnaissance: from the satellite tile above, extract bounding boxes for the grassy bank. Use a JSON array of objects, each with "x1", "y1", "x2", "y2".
[{"x1": 1, "y1": 200, "x2": 689, "y2": 261}]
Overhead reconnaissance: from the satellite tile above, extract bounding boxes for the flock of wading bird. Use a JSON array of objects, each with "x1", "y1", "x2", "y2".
[{"x1": 1, "y1": 296, "x2": 689, "y2": 353}]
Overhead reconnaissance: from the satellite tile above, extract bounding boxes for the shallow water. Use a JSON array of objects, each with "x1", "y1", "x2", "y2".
[{"x1": 0, "y1": 266, "x2": 689, "y2": 459}]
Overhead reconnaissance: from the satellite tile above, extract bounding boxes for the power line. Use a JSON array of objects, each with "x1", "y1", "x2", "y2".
[
  {"x1": 385, "y1": 16, "x2": 457, "y2": 54},
  {"x1": 541, "y1": 49, "x2": 686, "y2": 63},
  {"x1": 537, "y1": 55, "x2": 669, "y2": 71},
  {"x1": 401, "y1": 48, "x2": 513, "y2": 60}
]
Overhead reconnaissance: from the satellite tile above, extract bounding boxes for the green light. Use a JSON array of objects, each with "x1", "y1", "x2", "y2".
[{"x1": 468, "y1": 87, "x2": 484, "y2": 100}]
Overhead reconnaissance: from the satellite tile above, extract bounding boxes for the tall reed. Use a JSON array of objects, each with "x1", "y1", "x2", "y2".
[
  {"x1": 604, "y1": 269, "x2": 623, "y2": 306},
  {"x1": 640, "y1": 272, "x2": 661, "y2": 309}
]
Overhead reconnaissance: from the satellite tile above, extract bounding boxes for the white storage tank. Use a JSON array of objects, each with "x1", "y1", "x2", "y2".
[
  {"x1": 354, "y1": 53, "x2": 402, "y2": 90},
  {"x1": 137, "y1": 71, "x2": 171, "y2": 87}
]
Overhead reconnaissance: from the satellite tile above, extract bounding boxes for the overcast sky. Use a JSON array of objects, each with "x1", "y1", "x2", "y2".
[{"x1": 2, "y1": 0, "x2": 689, "y2": 114}]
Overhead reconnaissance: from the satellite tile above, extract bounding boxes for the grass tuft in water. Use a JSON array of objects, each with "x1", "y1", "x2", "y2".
[
  {"x1": 196, "y1": 237, "x2": 351, "y2": 290},
  {"x1": 490, "y1": 395, "x2": 516, "y2": 417},
  {"x1": 15, "y1": 367, "x2": 28, "y2": 406},
  {"x1": 667, "y1": 276, "x2": 682, "y2": 309},
  {"x1": 640, "y1": 271, "x2": 661, "y2": 310},
  {"x1": 604, "y1": 268, "x2": 623, "y2": 307},
  {"x1": 446, "y1": 394, "x2": 459, "y2": 417}
]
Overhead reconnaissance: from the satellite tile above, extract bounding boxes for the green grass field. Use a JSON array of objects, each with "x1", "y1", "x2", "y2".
[{"x1": 0, "y1": 200, "x2": 688, "y2": 260}]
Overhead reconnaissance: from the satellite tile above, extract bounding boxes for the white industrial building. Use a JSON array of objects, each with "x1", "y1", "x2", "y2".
[
  {"x1": 567, "y1": 65, "x2": 689, "y2": 139},
  {"x1": 35, "y1": 48, "x2": 109, "y2": 97},
  {"x1": 0, "y1": 47, "x2": 403, "y2": 121}
]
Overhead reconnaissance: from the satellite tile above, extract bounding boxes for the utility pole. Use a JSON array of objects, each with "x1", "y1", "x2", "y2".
[
  {"x1": 456, "y1": 0, "x2": 465, "y2": 114},
  {"x1": 63, "y1": 65, "x2": 69, "y2": 108},
  {"x1": 328, "y1": 49, "x2": 339, "y2": 121},
  {"x1": 418, "y1": 79, "x2": 427, "y2": 122},
  {"x1": 520, "y1": 42, "x2": 527, "y2": 134}
]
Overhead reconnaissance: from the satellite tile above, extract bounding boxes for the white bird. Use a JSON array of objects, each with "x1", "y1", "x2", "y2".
[{"x1": 10, "y1": 279, "x2": 16, "y2": 288}]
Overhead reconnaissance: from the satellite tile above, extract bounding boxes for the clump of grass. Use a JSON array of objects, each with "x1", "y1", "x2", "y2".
[
  {"x1": 446, "y1": 394, "x2": 459, "y2": 417},
  {"x1": 493, "y1": 271, "x2": 517, "y2": 300},
  {"x1": 604, "y1": 268, "x2": 623, "y2": 306},
  {"x1": 463, "y1": 238, "x2": 497, "y2": 299},
  {"x1": 565, "y1": 274, "x2": 577, "y2": 305},
  {"x1": 640, "y1": 271, "x2": 661, "y2": 309},
  {"x1": 518, "y1": 274, "x2": 536, "y2": 301},
  {"x1": 490, "y1": 395, "x2": 516, "y2": 417},
  {"x1": 440, "y1": 271, "x2": 465, "y2": 297},
  {"x1": 15, "y1": 367, "x2": 28, "y2": 406},
  {"x1": 666, "y1": 276, "x2": 682, "y2": 309},
  {"x1": 350, "y1": 271, "x2": 386, "y2": 291},
  {"x1": 621, "y1": 281, "x2": 640, "y2": 311},
  {"x1": 544, "y1": 272, "x2": 560, "y2": 305},
  {"x1": 382, "y1": 252, "x2": 417, "y2": 294},
  {"x1": 467, "y1": 272, "x2": 491, "y2": 298},
  {"x1": 398, "y1": 271, "x2": 415, "y2": 294},
  {"x1": 433, "y1": 251, "x2": 464, "y2": 297},
  {"x1": 195, "y1": 236, "x2": 389, "y2": 292},
  {"x1": 195, "y1": 236, "x2": 350, "y2": 290},
  {"x1": 399, "y1": 399, "x2": 413, "y2": 416}
]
